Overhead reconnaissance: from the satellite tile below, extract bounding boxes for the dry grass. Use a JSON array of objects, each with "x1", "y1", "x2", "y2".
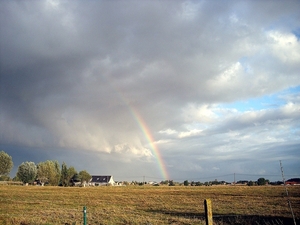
[{"x1": 0, "y1": 185, "x2": 299, "y2": 224}]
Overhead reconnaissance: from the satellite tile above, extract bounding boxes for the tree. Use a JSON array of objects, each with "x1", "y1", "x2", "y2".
[
  {"x1": 195, "y1": 181, "x2": 202, "y2": 186},
  {"x1": 53, "y1": 160, "x2": 61, "y2": 185},
  {"x1": 79, "y1": 170, "x2": 92, "y2": 183},
  {"x1": 60, "y1": 162, "x2": 69, "y2": 187},
  {"x1": 169, "y1": 180, "x2": 175, "y2": 186},
  {"x1": 67, "y1": 166, "x2": 77, "y2": 186},
  {"x1": 212, "y1": 179, "x2": 219, "y2": 185},
  {"x1": 183, "y1": 180, "x2": 189, "y2": 186},
  {"x1": 0, "y1": 175, "x2": 10, "y2": 181},
  {"x1": 12, "y1": 176, "x2": 21, "y2": 181},
  {"x1": 17, "y1": 161, "x2": 37, "y2": 184},
  {"x1": 0, "y1": 150, "x2": 14, "y2": 177},
  {"x1": 257, "y1": 177, "x2": 266, "y2": 186},
  {"x1": 60, "y1": 163, "x2": 78, "y2": 187},
  {"x1": 248, "y1": 180, "x2": 254, "y2": 186},
  {"x1": 71, "y1": 173, "x2": 81, "y2": 186},
  {"x1": 265, "y1": 179, "x2": 270, "y2": 184},
  {"x1": 37, "y1": 160, "x2": 61, "y2": 186},
  {"x1": 160, "y1": 180, "x2": 169, "y2": 185}
]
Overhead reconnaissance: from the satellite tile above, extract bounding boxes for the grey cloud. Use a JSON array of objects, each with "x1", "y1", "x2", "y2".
[{"x1": 1, "y1": 0, "x2": 300, "y2": 180}]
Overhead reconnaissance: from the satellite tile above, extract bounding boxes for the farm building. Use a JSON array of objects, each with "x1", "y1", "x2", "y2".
[
  {"x1": 90, "y1": 175, "x2": 115, "y2": 186},
  {"x1": 285, "y1": 178, "x2": 300, "y2": 185}
]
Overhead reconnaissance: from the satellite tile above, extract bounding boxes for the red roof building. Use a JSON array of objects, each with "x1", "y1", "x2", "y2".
[{"x1": 285, "y1": 178, "x2": 300, "y2": 185}]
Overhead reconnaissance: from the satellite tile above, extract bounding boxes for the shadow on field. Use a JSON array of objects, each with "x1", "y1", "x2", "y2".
[
  {"x1": 147, "y1": 209, "x2": 299, "y2": 225},
  {"x1": 213, "y1": 215, "x2": 299, "y2": 225},
  {"x1": 147, "y1": 209, "x2": 204, "y2": 220}
]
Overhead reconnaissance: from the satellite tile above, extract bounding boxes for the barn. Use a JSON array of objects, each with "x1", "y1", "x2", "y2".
[{"x1": 89, "y1": 175, "x2": 115, "y2": 186}]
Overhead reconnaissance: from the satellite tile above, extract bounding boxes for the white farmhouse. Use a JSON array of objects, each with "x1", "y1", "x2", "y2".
[{"x1": 89, "y1": 175, "x2": 115, "y2": 186}]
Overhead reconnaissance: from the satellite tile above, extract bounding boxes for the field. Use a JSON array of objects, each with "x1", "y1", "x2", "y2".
[{"x1": 0, "y1": 185, "x2": 299, "y2": 225}]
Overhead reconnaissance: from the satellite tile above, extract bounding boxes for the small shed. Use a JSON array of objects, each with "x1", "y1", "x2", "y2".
[{"x1": 90, "y1": 175, "x2": 115, "y2": 186}]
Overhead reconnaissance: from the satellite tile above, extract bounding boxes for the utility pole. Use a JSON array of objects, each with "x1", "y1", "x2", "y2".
[
  {"x1": 234, "y1": 173, "x2": 236, "y2": 185},
  {"x1": 280, "y1": 160, "x2": 296, "y2": 225}
]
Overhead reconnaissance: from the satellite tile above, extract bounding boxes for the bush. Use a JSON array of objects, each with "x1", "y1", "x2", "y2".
[{"x1": 257, "y1": 178, "x2": 266, "y2": 186}]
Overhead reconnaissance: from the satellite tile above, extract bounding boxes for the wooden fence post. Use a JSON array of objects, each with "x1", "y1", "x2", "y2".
[
  {"x1": 83, "y1": 206, "x2": 87, "y2": 225},
  {"x1": 204, "y1": 199, "x2": 213, "y2": 225}
]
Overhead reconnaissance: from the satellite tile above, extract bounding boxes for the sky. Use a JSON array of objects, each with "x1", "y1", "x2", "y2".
[{"x1": 0, "y1": 0, "x2": 300, "y2": 183}]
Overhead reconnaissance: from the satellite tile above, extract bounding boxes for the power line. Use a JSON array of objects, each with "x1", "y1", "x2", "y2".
[{"x1": 280, "y1": 160, "x2": 296, "y2": 225}]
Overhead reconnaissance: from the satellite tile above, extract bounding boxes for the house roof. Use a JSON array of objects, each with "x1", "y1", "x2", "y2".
[
  {"x1": 90, "y1": 176, "x2": 112, "y2": 183},
  {"x1": 286, "y1": 178, "x2": 300, "y2": 184}
]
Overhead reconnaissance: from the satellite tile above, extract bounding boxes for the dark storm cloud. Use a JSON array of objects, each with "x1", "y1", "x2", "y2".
[{"x1": 1, "y1": 0, "x2": 300, "y2": 180}]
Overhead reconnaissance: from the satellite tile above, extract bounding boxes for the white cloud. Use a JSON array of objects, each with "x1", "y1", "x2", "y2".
[
  {"x1": 178, "y1": 129, "x2": 203, "y2": 138},
  {"x1": 159, "y1": 129, "x2": 177, "y2": 135},
  {"x1": 268, "y1": 31, "x2": 300, "y2": 64},
  {"x1": 182, "y1": 104, "x2": 219, "y2": 123}
]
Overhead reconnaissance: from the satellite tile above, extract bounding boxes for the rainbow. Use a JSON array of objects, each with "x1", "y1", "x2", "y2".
[
  {"x1": 127, "y1": 105, "x2": 169, "y2": 180},
  {"x1": 103, "y1": 78, "x2": 169, "y2": 180}
]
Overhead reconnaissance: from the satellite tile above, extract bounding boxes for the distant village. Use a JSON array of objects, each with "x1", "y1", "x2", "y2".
[
  {"x1": 89, "y1": 177, "x2": 300, "y2": 187},
  {"x1": 1, "y1": 151, "x2": 299, "y2": 187},
  {"x1": 2, "y1": 174, "x2": 300, "y2": 187}
]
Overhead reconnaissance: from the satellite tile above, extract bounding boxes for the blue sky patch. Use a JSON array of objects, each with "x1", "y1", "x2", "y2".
[{"x1": 220, "y1": 86, "x2": 300, "y2": 112}]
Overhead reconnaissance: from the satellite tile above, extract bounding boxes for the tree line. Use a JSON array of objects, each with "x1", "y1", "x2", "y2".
[
  {"x1": 0, "y1": 150, "x2": 91, "y2": 186},
  {"x1": 1, "y1": 150, "x2": 286, "y2": 187}
]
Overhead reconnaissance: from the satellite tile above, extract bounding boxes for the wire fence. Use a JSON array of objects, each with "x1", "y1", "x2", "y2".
[{"x1": 4, "y1": 206, "x2": 295, "y2": 225}]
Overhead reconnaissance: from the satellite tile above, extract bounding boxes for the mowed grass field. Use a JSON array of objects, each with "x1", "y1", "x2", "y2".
[{"x1": 0, "y1": 185, "x2": 299, "y2": 225}]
